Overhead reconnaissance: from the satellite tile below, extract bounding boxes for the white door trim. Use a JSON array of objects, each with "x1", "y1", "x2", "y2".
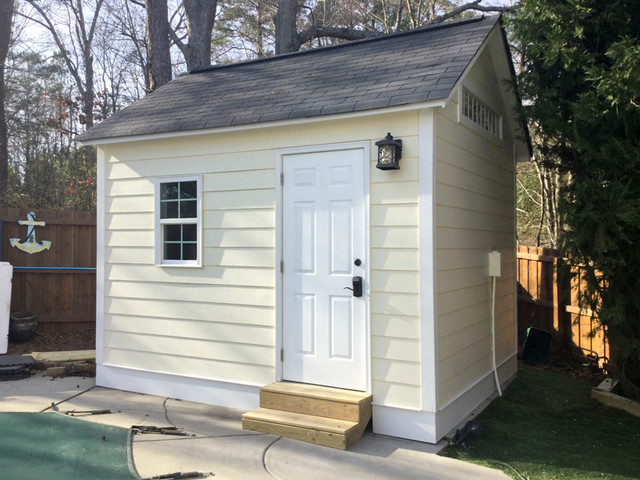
[{"x1": 275, "y1": 141, "x2": 371, "y2": 392}]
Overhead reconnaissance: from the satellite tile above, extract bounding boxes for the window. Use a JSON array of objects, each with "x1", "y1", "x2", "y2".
[
  {"x1": 461, "y1": 87, "x2": 502, "y2": 139},
  {"x1": 155, "y1": 176, "x2": 201, "y2": 266}
]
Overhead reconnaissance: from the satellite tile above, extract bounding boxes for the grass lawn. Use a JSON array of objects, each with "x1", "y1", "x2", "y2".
[{"x1": 443, "y1": 366, "x2": 640, "y2": 480}]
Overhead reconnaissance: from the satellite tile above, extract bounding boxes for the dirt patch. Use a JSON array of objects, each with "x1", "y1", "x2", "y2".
[
  {"x1": 6, "y1": 328, "x2": 96, "y2": 355},
  {"x1": 522, "y1": 351, "x2": 607, "y2": 387}
]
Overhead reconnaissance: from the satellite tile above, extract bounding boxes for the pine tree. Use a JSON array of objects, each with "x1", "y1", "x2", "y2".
[{"x1": 509, "y1": 0, "x2": 640, "y2": 396}]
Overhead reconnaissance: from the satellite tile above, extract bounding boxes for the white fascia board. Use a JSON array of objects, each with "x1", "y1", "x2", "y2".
[
  {"x1": 78, "y1": 100, "x2": 447, "y2": 147},
  {"x1": 486, "y1": 29, "x2": 532, "y2": 163},
  {"x1": 443, "y1": 23, "x2": 500, "y2": 106}
]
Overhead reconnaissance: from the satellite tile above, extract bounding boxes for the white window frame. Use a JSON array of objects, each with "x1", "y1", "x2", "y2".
[
  {"x1": 459, "y1": 84, "x2": 503, "y2": 141},
  {"x1": 154, "y1": 175, "x2": 202, "y2": 267}
]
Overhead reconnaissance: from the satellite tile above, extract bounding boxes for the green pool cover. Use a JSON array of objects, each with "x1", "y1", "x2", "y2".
[{"x1": 0, "y1": 412, "x2": 139, "y2": 480}]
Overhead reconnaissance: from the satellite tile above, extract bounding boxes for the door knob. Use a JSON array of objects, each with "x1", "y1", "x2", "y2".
[{"x1": 354, "y1": 258, "x2": 362, "y2": 266}]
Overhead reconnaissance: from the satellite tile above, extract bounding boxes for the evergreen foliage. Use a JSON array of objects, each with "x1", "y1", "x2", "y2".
[{"x1": 509, "y1": 0, "x2": 640, "y2": 395}]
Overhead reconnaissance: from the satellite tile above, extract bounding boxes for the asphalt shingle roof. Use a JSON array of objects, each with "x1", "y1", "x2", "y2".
[{"x1": 79, "y1": 15, "x2": 500, "y2": 143}]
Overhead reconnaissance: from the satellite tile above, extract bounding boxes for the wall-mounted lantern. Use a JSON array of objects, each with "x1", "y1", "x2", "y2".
[{"x1": 375, "y1": 133, "x2": 402, "y2": 170}]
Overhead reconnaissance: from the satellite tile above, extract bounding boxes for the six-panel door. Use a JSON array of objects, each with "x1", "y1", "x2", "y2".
[{"x1": 282, "y1": 148, "x2": 367, "y2": 391}]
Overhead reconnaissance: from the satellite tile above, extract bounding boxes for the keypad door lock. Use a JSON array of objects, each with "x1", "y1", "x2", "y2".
[{"x1": 344, "y1": 276, "x2": 363, "y2": 297}]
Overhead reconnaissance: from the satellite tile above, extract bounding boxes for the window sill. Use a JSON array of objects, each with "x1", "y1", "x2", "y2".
[
  {"x1": 460, "y1": 115, "x2": 504, "y2": 147},
  {"x1": 156, "y1": 262, "x2": 202, "y2": 268}
]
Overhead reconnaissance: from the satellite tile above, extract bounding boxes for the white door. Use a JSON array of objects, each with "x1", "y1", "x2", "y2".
[{"x1": 282, "y1": 148, "x2": 367, "y2": 391}]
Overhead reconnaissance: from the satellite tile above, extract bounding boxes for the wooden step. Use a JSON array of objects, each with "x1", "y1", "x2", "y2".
[
  {"x1": 242, "y1": 408, "x2": 362, "y2": 450},
  {"x1": 242, "y1": 382, "x2": 372, "y2": 450},
  {"x1": 260, "y1": 382, "x2": 371, "y2": 422}
]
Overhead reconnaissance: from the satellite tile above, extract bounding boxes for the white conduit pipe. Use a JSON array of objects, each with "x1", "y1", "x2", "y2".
[{"x1": 491, "y1": 274, "x2": 503, "y2": 397}]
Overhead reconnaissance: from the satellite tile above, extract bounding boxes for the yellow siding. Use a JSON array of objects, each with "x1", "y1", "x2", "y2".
[
  {"x1": 103, "y1": 349, "x2": 272, "y2": 385},
  {"x1": 106, "y1": 264, "x2": 275, "y2": 287},
  {"x1": 370, "y1": 123, "x2": 421, "y2": 409},
  {"x1": 435, "y1": 46, "x2": 516, "y2": 408},
  {"x1": 102, "y1": 129, "x2": 279, "y2": 387},
  {"x1": 105, "y1": 297, "x2": 274, "y2": 325},
  {"x1": 101, "y1": 111, "x2": 423, "y2": 405}
]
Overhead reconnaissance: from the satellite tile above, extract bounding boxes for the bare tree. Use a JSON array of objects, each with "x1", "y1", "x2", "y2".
[
  {"x1": 103, "y1": 0, "x2": 149, "y2": 96},
  {"x1": 430, "y1": 0, "x2": 511, "y2": 24},
  {"x1": 92, "y1": 2, "x2": 144, "y2": 117},
  {"x1": 275, "y1": 0, "x2": 513, "y2": 54},
  {"x1": 213, "y1": 0, "x2": 276, "y2": 61},
  {"x1": 24, "y1": 0, "x2": 105, "y2": 128},
  {"x1": 169, "y1": 0, "x2": 218, "y2": 71},
  {"x1": 0, "y1": 0, "x2": 14, "y2": 203},
  {"x1": 517, "y1": 157, "x2": 562, "y2": 248},
  {"x1": 139, "y1": 0, "x2": 217, "y2": 90},
  {"x1": 275, "y1": 0, "x2": 380, "y2": 54}
]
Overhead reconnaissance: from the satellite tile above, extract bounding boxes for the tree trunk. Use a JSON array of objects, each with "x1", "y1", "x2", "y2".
[
  {"x1": 146, "y1": 0, "x2": 171, "y2": 91},
  {"x1": 275, "y1": 0, "x2": 300, "y2": 54},
  {"x1": 182, "y1": 0, "x2": 217, "y2": 70},
  {"x1": 83, "y1": 47, "x2": 95, "y2": 127},
  {"x1": 0, "y1": 0, "x2": 14, "y2": 204}
]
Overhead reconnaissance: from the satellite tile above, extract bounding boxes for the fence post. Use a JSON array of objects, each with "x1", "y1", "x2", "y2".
[
  {"x1": 517, "y1": 245, "x2": 609, "y2": 364},
  {"x1": 552, "y1": 255, "x2": 560, "y2": 336}
]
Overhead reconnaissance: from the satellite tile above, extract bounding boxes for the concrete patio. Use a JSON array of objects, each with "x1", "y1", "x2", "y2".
[{"x1": 0, "y1": 374, "x2": 510, "y2": 480}]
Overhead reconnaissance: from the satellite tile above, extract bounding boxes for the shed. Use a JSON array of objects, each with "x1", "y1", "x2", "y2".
[{"x1": 79, "y1": 15, "x2": 530, "y2": 445}]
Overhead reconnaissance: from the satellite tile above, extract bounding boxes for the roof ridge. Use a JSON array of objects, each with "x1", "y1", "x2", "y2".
[{"x1": 189, "y1": 14, "x2": 495, "y2": 76}]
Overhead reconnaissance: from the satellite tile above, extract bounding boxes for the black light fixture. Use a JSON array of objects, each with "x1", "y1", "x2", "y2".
[{"x1": 375, "y1": 133, "x2": 402, "y2": 170}]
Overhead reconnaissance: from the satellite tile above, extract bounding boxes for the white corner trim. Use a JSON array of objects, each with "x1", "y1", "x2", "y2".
[
  {"x1": 95, "y1": 149, "x2": 105, "y2": 366},
  {"x1": 97, "y1": 364, "x2": 260, "y2": 411},
  {"x1": 418, "y1": 108, "x2": 437, "y2": 413}
]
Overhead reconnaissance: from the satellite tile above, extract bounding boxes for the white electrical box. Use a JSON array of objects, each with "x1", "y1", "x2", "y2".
[
  {"x1": 489, "y1": 251, "x2": 502, "y2": 278},
  {"x1": 0, "y1": 262, "x2": 13, "y2": 354}
]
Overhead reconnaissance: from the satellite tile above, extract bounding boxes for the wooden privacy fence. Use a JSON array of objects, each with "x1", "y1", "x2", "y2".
[
  {"x1": 517, "y1": 245, "x2": 610, "y2": 363},
  {"x1": 0, "y1": 208, "x2": 96, "y2": 333}
]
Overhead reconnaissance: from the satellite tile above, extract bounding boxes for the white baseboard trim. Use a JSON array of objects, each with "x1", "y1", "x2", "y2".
[
  {"x1": 97, "y1": 364, "x2": 260, "y2": 411},
  {"x1": 372, "y1": 405, "x2": 437, "y2": 443},
  {"x1": 97, "y1": 356, "x2": 517, "y2": 444},
  {"x1": 372, "y1": 355, "x2": 517, "y2": 444},
  {"x1": 435, "y1": 355, "x2": 518, "y2": 440}
]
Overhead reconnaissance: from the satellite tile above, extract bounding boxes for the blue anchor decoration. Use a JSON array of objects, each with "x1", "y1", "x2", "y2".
[{"x1": 9, "y1": 212, "x2": 52, "y2": 254}]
